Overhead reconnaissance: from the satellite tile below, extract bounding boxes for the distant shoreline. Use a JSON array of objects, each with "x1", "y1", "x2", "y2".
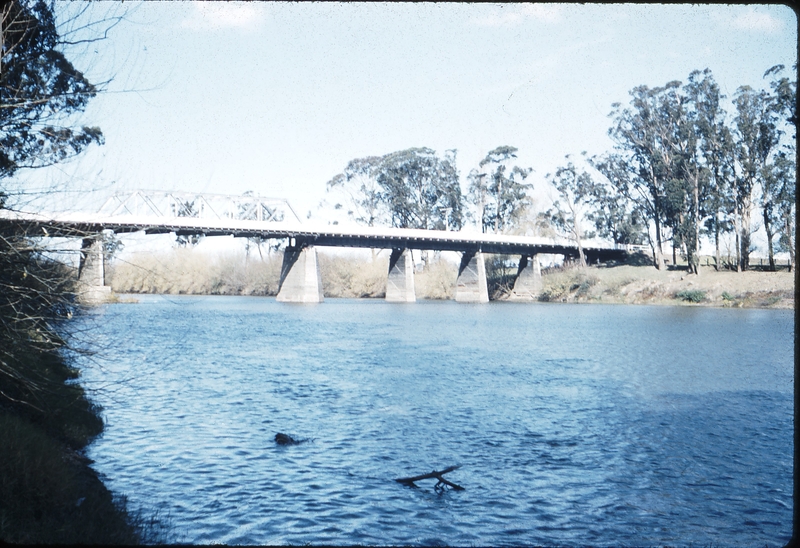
[
  {"x1": 104, "y1": 249, "x2": 794, "y2": 309},
  {"x1": 108, "y1": 263, "x2": 794, "y2": 310}
]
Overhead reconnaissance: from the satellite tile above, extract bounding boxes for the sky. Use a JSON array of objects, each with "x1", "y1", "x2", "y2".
[{"x1": 18, "y1": 2, "x2": 798, "y2": 255}]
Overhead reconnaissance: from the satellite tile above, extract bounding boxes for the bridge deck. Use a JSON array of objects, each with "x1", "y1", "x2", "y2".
[{"x1": 0, "y1": 210, "x2": 634, "y2": 259}]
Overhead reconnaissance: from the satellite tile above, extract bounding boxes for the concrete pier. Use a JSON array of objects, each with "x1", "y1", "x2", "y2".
[
  {"x1": 509, "y1": 254, "x2": 542, "y2": 300},
  {"x1": 77, "y1": 237, "x2": 112, "y2": 304},
  {"x1": 455, "y1": 251, "x2": 489, "y2": 303},
  {"x1": 386, "y1": 248, "x2": 415, "y2": 302},
  {"x1": 276, "y1": 246, "x2": 324, "y2": 303}
]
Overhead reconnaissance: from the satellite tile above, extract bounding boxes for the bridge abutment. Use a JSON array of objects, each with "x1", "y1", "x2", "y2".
[
  {"x1": 77, "y1": 236, "x2": 112, "y2": 304},
  {"x1": 455, "y1": 251, "x2": 489, "y2": 303},
  {"x1": 276, "y1": 245, "x2": 324, "y2": 303},
  {"x1": 509, "y1": 254, "x2": 542, "y2": 300},
  {"x1": 386, "y1": 248, "x2": 416, "y2": 302}
]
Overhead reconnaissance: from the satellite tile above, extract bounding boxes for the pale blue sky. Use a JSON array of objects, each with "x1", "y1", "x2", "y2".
[{"x1": 33, "y1": 3, "x2": 797, "y2": 225}]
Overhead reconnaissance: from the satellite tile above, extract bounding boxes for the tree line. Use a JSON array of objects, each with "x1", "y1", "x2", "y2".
[{"x1": 323, "y1": 67, "x2": 796, "y2": 273}]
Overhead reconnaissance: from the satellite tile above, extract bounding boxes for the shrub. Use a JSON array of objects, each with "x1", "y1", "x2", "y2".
[
  {"x1": 721, "y1": 291, "x2": 735, "y2": 301},
  {"x1": 319, "y1": 253, "x2": 387, "y2": 298},
  {"x1": 416, "y1": 258, "x2": 456, "y2": 300},
  {"x1": 676, "y1": 289, "x2": 706, "y2": 303},
  {"x1": 575, "y1": 276, "x2": 598, "y2": 297}
]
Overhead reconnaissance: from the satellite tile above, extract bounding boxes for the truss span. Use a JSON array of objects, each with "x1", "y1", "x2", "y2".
[{"x1": 97, "y1": 190, "x2": 302, "y2": 223}]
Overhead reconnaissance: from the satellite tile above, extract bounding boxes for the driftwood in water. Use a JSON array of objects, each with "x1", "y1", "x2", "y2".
[
  {"x1": 395, "y1": 465, "x2": 464, "y2": 491},
  {"x1": 275, "y1": 433, "x2": 307, "y2": 446}
]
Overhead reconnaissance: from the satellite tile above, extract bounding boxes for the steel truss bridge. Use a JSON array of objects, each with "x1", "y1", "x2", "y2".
[{"x1": 0, "y1": 190, "x2": 639, "y2": 304}]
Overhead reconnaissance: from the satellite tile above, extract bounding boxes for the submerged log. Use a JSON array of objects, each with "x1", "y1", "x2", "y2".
[
  {"x1": 274, "y1": 433, "x2": 307, "y2": 446},
  {"x1": 395, "y1": 465, "x2": 465, "y2": 491}
]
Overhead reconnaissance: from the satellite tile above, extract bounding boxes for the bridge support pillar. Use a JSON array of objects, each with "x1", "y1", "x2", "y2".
[
  {"x1": 276, "y1": 245, "x2": 323, "y2": 303},
  {"x1": 509, "y1": 254, "x2": 542, "y2": 300},
  {"x1": 386, "y1": 248, "x2": 415, "y2": 302},
  {"x1": 455, "y1": 251, "x2": 489, "y2": 303},
  {"x1": 77, "y1": 236, "x2": 112, "y2": 304}
]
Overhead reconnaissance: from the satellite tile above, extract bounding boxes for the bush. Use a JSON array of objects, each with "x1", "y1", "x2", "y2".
[
  {"x1": 675, "y1": 289, "x2": 706, "y2": 303},
  {"x1": 319, "y1": 253, "x2": 387, "y2": 298},
  {"x1": 415, "y1": 258, "x2": 456, "y2": 300},
  {"x1": 721, "y1": 291, "x2": 735, "y2": 301}
]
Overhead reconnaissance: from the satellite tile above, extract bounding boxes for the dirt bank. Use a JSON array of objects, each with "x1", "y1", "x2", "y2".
[{"x1": 526, "y1": 263, "x2": 794, "y2": 309}]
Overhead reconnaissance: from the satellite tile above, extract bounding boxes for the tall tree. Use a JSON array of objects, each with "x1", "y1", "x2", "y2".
[
  {"x1": 605, "y1": 83, "x2": 689, "y2": 270},
  {"x1": 684, "y1": 70, "x2": 737, "y2": 271},
  {"x1": 587, "y1": 155, "x2": 647, "y2": 246},
  {"x1": 763, "y1": 64, "x2": 797, "y2": 271},
  {"x1": 376, "y1": 147, "x2": 463, "y2": 230},
  {"x1": 677, "y1": 69, "x2": 733, "y2": 275},
  {"x1": 771, "y1": 149, "x2": 796, "y2": 271},
  {"x1": 1, "y1": 1, "x2": 104, "y2": 183},
  {"x1": 732, "y1": 85, "x2": 781, "y2": 271},
  {"x1": 465, "y1": 168, "x2": 487, "y2": 232},
  {"x1": 474, "y1": 145, "x2": 532, "y2": 233},
  {"x1": 325, "y1": 148, "x2": 463, "y2": 231},
  {"x1": 544, "y1": 155, "x2": 601, "y2": 267},
  {"x1": 323, "y1": 155, "x2": 387, "y2": 227}
]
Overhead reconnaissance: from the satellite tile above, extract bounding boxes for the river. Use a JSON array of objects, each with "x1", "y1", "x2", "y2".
[{"x1": 77, "y1": 295, "x2": 793, "y2": 546}]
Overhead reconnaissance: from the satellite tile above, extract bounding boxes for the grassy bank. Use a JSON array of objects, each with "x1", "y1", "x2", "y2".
[
  {"x1": 108, "y1": 248, "x2": 794, "y2": 308},
  {"x1": 0, "y1": 236, "x2": 166, "y2": 543},
  {"x1": 528, "y1": 261, "x2": 794, "y2": 308}
]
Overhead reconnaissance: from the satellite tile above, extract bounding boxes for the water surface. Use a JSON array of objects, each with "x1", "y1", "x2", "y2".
[{"x1": 79, "y1": 296, "x2": 793, "y2": 546}]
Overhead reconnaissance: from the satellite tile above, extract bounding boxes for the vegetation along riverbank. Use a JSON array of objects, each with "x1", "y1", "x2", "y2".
[
  {"x1": 0, "y1": 1, "x2": 166, "y2": 542},
  {"x1": 108, "y1": 249, "x2": 794, "y2": 309},
  {"x1": 0, "y1": 234, "x2": 167, "y2": 543}
]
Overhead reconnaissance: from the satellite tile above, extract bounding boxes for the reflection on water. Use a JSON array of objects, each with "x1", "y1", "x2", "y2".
[{"x1": 79, "y1": 296, "x2": 793, "y2": 546}]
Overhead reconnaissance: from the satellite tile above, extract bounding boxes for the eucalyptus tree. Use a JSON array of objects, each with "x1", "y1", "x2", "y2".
[
  {"x1": 324, "y1": 148, "x2": 462, "y2": 232},
  {"x1": 771, "y1": 149, "x2": 796, "y2": 271},
  {"x1": 323, "y1": 155, "x2": 387, "y2": 227},
  {"x1": 732, "y1": 84, "x2": 782, "y2": 271},
  {"x1": 676, "y1": 69, "x2": 735, "y2": 275},
  {"x1": 682, "y1": 70, "x2": 737, "y2": 271},
  {"x1": 376, "y1": 147, "x2": 463, "y2": 231},
  {"x1": 1, "y1": 0, "x2": 104, "y2": 183},
  {"x1": 765, "y1": 64, "x2": 798, "y2": 133},
  {"x1": 763, "y1": 64, "x2": 797, "y2": 271},
  {"x1": 654, "y1": 81, "x2": 701, "y2": 271},
  {"x1": 465, "y1": 168, "x2": 487, "y2": 231},
  {"x1": 604, "y1": 83, "x2": 687, "y2": 269},
  {"x1": 587, "y1": 155, "x2": 647, "y2": 246},
  {"x1": 544, "y1": 155, "x2": 601, "y2": 267},
  {"x1": 474, "y1": 145, "x2": 533, "y2": 233}
]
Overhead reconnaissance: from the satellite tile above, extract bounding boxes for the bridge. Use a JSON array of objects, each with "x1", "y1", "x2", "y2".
[{"x1": 0, "y1": 190, "x2": 635, "y2": 304}]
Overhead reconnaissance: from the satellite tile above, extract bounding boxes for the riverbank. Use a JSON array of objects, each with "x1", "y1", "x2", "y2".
[
  {"x1": 107, "y1": 249, "x2": 794, "y2": 309},
  {"x1": 0, "y1": 241, "x2": 166, "y2": 543},
  {"x1": 529, "y1": 262, "x2": 794, "y2": 309},
  {"x1": 0, "y1": 332, "x2": 168, "y2": 544}
]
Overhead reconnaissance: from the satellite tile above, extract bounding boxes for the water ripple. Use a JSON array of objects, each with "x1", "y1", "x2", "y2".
[{"x1": 80, "y1": 296, "x2": 793, "y2": 546}]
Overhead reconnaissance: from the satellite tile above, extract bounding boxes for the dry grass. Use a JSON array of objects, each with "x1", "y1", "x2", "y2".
[
  {"x1": 415, "y1": 258, "x2": 457, "y2": 300},
  {"x1": 109, "y1": 249, "x2": 282, "y2": 296},
  {"x1": 109, "y1": 249, "x2": 792, "y2": 308},
  {"x1": 111, "y1": 249, "x2": 464, "y2": 300},
  {"x1": 535, "y1": 261, "x2": 794, "y2": 308},
  {"x1": 318, "y1": 253, "x2": 388, "y2": 298}
]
